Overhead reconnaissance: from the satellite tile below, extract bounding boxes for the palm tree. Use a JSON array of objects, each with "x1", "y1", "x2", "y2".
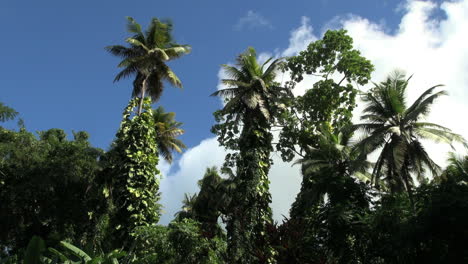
[
  {"x1": 192, "y1": 167, "x2": 227, "y2": 238},
  {"x1": 356, "y1": 71, "x2": 466, "y2": 201},
  {"x1": 212, "y1": 47, "x2": 289, "y2": 263},
  {"x1": 212, "y1": 47, "x2": 286, "y2": 121},
  {"x1": 174, "y1": 193, "x2": 198, "y2": 221},
  {"x1": 106, "y1": 17, "x2": 191, "y2": 114},
  {"x1": 152, "y1": 106, "x2": 186, "y2": 163},
  {"x1": 291, "y1": 125, "x2": 371, "y2": 262},
  {"x1": 440, "y1": 153, "x2": 468, "y2": 182},
  {"x1": 291, "y1": 124, "x2": 371, "y2": 217}
]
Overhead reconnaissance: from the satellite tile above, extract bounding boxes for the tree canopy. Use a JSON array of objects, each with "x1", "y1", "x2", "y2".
[{"x1": 1, "y1": 21, "x2": 468, "y2": 264}]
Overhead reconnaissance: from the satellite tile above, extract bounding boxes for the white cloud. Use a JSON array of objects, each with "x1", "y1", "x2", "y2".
[
  {"x1": 159, "y1": 137, "x2": 227, "y2": 224},
  {"x1": 216, "y1": 67, "x2": 230, "y2": 105},
  {"x1": 341, "y1": 0, "x2": 468, "y2": 165},
  {"x1": 159, "y1": 0, "x2": 468, "y2": 225},
  {"x1": 282, "y1": 17, "x2": 317, "y2": 57},
  {"x1": 234, "y1": 10, "x2": 273, "y2": 31}
]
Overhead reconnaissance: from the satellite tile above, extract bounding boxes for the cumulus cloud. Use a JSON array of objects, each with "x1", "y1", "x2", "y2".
[
  {"x1": 234, "y1": 10, "x2": 273, "y2": 31},
  {"x1": 159, "y1": 138, "x2": 227, "y2": 224},
  {"x1": 159, "y1": 0, "x2": 468, "y2": 225},
  {"x1": 341, "y1": 0, "x2": 468, "y2": 165},
  {"x1": 282, "y1": 17, "x2": 317, "y2": 57}
]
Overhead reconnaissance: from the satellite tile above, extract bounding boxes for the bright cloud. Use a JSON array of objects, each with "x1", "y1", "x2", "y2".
[
  {"x1": 234, "y1": 10, "x2": 273, "y2": 31},
  {"x1": 342, "y1": 0, "x2": 468, "y2": 165},
  {"x1": 159, "y1": 0, "x2": 468, "y2": 225},
  {"x1": 159, "y1": 137, "x2": 227, "y2": 224},
  {"x1": 282, "y1": 17, "x2": 317, "y2": 57}
]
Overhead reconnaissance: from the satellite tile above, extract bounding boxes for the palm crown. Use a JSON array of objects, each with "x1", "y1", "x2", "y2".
[
  {"x1": 292, "y1": 125, "x2": 371, "y2": 212},
  {"x1": 107, "y1": 17, "x2": 191, "y2": 113},
  {"x1": 298, "y1": 125, "x2": 370, "y2": 178},
  {"x1": 152, "y1": 106, "x2": 186, "y2": 164},
  {"x1": 211, "y1": 47, "x2": 287, "y2": 122},
  {"x1": 356, "y1": 71, "x2": 466, "y2": 194}
]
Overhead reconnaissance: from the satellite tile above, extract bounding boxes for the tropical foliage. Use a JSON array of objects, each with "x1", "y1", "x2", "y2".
[
  {"x1": 103, "y1": 98, "x2": 161, "y2": 249},
  {"x1": 2, "y1": 19, "x2": 468, "y2": 264},
  {"x1": 0, "y1": 127, "x2": 106, "y2": 252},
  {"x1": 0, "y1": 102, "x2": 18, "y2": 123}
]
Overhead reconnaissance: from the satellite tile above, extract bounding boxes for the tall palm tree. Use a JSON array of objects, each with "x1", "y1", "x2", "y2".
[
  {"x1": 212, "y1": 47, "x2": 286, "y2": 121},
  {"x1": 106, "y1": 17, "x2": 191, "y2": 114},
  {"x1": 152, "y1": 106, "x2": 186, "y2": 163},
  {"x1": 212, "y1": 47, "x2": 289, "y2": 264},
  {"x1": 356, "y1": 71, "x2": 465, "y2": 201}
]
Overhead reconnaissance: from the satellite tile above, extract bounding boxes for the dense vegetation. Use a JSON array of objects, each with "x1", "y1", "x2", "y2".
[{"x1": 1, "y1": 17, "x2": 467, "y2": 264}]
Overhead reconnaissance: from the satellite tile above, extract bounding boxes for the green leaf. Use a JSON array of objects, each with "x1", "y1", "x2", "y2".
[
  {"x1": 59, "y1": 241, "x2": 92, "y2": 262},
  {"x1": 24, "y1": 236, "x2": 46, "y2": 264}
]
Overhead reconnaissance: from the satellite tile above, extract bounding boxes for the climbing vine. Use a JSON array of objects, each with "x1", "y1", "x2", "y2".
[{"x1": 106, "y1": 97, "x2": 161, "y2": 247}]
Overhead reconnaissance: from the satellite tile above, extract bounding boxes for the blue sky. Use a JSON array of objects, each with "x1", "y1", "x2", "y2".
[
  {"x1": 0, "y1": 0, "x2": 403, "y2": 151},
  {"x1": 2, "y1": 0, "x2": 468, "y2": 224}
]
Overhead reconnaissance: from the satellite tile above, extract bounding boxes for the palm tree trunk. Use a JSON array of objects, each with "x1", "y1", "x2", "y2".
[
  {"x1": 402, "y1": 165, "x2": 415, "y2": 211},
  {"x1": 138, "y1": 78, "x2": 148, "y2": 115}
]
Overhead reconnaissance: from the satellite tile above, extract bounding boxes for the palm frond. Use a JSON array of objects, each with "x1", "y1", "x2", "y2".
[
  {"x1": 105, "y1": 45, "x2": 139, "y2": 58},
  {"x1": 221, "y1": 79, "x2": 250, "y2": 89},
  {"x1": 146, "y1": 73, "x2": 164, "y2": 102},
  {"x1": 404, "y1": 89, "x2": 447, "y2": 123},
  {"x1": 355, "y1": 125, "x2": 392, "y2": 155},
  {"x1": 361, "y1": 92, "x2": 392, "y2": 119},
  {"x1": 409, "y1": 140, "x2": 441, "y2": 177},
  {"x1": 164, "y1": 46, "x2": 191, "y2": 60},
  {"x1": 414, "y1": 127, "x2": 466, "y2": 148},
  {"x1": 161, "y1": 67, "x2": 182, "y2": 88},
  {"x1": 113, "y1": 65, "x2": 138, "y2": 82},
  {"x1": 403, "y1": 85, "x2": 444, "y2": 119},
  {"x1": 126, "y1": 16, "x2": 143, "y2": 35},
  {"x1": 261, "y1": 58, "x2": 281, "y2": 80},
  {"x1": 222, "y1": 65, "x2": 245, "y2": 80},
  {"x1": 360, "y1": 114, "x2": 387, "y2": 123},
  {"x1": 0, "y1": 102, "x2": 18, "y2": 122},
  {"x1": 211, "y1": 87, "x2": 242, "y2": 98},
  {"x1": 221, "y1": 94, "x2": 243, "y2": 114},
  {"x1": 126, "y1": 38, "x2": 149, "y2": 51}
]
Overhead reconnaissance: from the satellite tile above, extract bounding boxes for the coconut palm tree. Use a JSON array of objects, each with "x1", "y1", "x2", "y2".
[
  {"x1": 212, "y1": 47, "x2": 289, "y2": 263},
  {"x1": 356, "y1": 71, "x2": 466, "y2": 201},
  {"x1": 192, "y1": 167, "x2": 227, "y2": 238},
  {"x1": 174, "y1": 193, "x2": 198, "y2": 221},
  {"x1": 106, "y1": 17, "x2": 191, "y2": 114},
  {"x1": 440, "y1": 153, "x2": 468, "y2": 182},
  {"x1": 152, "y1": 106, "x2": 186, "y2": 163},
  {"x1": 212, "y1": 47, "x2": 286, "y2": 122},
  {"x1": 291, "y1": 124, "x2": 371, "y2": 217},
  {"x1": 291, "y1": 125, "x2": 371, "y2": 262}
]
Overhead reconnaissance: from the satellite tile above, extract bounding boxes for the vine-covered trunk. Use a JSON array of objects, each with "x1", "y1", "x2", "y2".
[
  {"x1": 226, "y1": 115, "x2": 276, "y2": 264},
  {"x1": 107, "y1": 98, "x2": 161, "y2": 249}
]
